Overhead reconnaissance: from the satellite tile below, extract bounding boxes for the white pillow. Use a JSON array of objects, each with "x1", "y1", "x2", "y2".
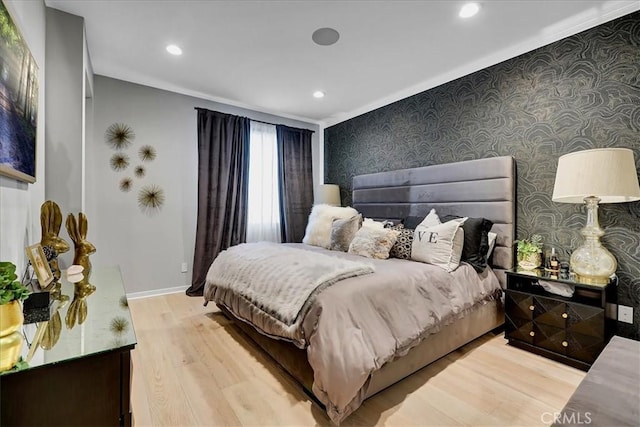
[
  {"x1": 417, "y1": 208, "x2": 441, "y2": 228},
  {"x1": 302, "y1": 204, "x2": 359, "y2": 248},
  {"x1": 411, "y1": 218, "x2": 467, "y2": 272},
  {"x1": 362, "y1": 218, "x2": 385, "y2": 229},
  {"x1": 348, "y1": 227, "x2": 399, "y2": 259},
  {"x1": 486, "y1": 232, "x2": 498, "y2": 261}
]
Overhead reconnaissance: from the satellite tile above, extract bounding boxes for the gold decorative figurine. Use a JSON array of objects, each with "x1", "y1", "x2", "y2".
[
  {"x1": 65, "y1": 213, "x2": 96, "y2": 329},
  {"x1": 65, "y1": 212, "x2": 96, "y2": 288},
  {"x1": 40, "y1": 284, "x2": 69, "y2": 349},
  {"x1": 65, "y1": 281, "x2": 94, "y2": 329},
  {"x1": 40, "y1": 201, "x2": 70, "y2": 282}
]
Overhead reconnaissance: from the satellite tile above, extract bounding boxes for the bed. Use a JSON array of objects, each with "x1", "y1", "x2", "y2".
[{"x1": 205, "y1": 155, "x2": 516, "y2": 423}]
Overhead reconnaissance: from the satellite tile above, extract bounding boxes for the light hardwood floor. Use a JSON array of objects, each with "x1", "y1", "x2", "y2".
[{"x1": 128, "y1": 293, "x2": 585, "y2": 426}]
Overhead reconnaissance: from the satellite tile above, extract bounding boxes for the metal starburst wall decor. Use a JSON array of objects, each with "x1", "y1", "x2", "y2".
[
  {"x1": 110, "y1": 153, "x2": 130, "y2": 171},
  {"x1": 138, "y1": 184, "x2": 165, "y2": 213},
  {"x1": 105, "y1": 123, "x2": 135, "y2": 150},
  {"x1": 119, "y1": 177, "x2": 133, "y2": 192},
  {"x1": 134, "y1": 165, "x2": 146, "y2": 178},
  {"x1": 138, "y1": 145, "x2": 156, "y2": 162}
]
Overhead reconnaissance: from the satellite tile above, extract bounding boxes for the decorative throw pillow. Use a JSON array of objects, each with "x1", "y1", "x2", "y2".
[
  {"x1": 362, "y1": 218, "x2": 385, "y2": 229},
  {"x1": 302, "y1": 204, "x2": 359, "y2": 248},
  {"x1": 486, "y1": 232, "x2": 498, "y2": 262},
  {"x1": 442, "y1": 215, "x2": 494, "y2": 272},
  {"x1": 411, "y1": 218, "x2": 467, "y2": 272},
  {"x1": 348, "y1": 227, "x2": 400, "y2": 259},
  {"x1": 389, "y1": 227, "x2": 414, "y2": 260},
  {"x1": 417, "y1": 209, "x2": 441, "y2": 227},
  {"x1": 330, "y1": 214, "x2": 363, "y2": 252},
  {"x1": 362, "y1": 218, "x2": 402, "y2": 229},
  {"x1": 405, "y1": 208, "x2": 441, "y2": 229}
]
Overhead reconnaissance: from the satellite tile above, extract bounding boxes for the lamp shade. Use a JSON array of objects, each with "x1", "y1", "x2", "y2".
[
  {"x1": 552, "y1": 148, "x2": 640, "y2": 203},
  {"x1": 315, "y1": 184, "x2": 341, "y2": 206}
]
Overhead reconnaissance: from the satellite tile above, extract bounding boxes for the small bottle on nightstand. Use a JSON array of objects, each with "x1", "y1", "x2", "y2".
[{"x1": 549, "y1": 248, "x2": 560, "y2": 273}]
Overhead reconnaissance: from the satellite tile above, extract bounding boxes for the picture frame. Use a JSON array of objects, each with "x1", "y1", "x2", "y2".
[
  {"x1": 0, "y1": 0, "x2": 40, "y2": 183},
  {"x1": 25, "y1": 244, "x2": 53, "y2": 288}
]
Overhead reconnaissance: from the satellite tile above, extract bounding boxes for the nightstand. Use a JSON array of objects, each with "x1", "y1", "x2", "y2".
[{"x1": 505, "y1": 269, "x2": 616, "y2": 371}]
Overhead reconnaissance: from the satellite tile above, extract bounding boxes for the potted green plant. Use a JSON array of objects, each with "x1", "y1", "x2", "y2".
[
  {"x1": 0, "y1": 261, "x2": 30, "y2": 372},
  {"x1": 516, "y1": 234, "x2": 543, "y2": 270}
]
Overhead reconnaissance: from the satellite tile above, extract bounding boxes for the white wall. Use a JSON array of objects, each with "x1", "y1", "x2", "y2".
[
  {"x1": 88, "y1": 76, "x2": 320, "y2": 294},
  {"x1": 0, "y1": 0, "x2": 46, "y2": 273}
]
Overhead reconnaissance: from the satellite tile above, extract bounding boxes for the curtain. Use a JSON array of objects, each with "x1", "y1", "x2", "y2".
[
  {"x1": 187, "y1": 109, "x2": 250, "y2": 296},
  {"x1": 246, "y1": 122, "x2": 281, "y2": 243},
  {"x1": 277, "y1": 125, "x2": 314, "y2": 243}
]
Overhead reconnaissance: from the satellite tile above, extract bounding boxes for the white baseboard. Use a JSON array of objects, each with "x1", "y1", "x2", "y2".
[{"x1": 127, "y1": 285, "x2": 189, "y2": 300}]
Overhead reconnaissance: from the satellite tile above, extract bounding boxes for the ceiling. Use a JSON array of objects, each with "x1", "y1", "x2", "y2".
[{"x1": 45, "y1": 1, "x2": 639, "y2": 125}]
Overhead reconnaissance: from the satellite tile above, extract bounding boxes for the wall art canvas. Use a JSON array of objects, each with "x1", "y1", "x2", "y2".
[{"x1": 0, "y1": 1, "x2": 39, "y2": 183}]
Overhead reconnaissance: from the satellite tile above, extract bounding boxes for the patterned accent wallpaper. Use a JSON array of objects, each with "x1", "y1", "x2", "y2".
[{"x1": 325, "y1": 12, "x2": 640, "y2": 338}]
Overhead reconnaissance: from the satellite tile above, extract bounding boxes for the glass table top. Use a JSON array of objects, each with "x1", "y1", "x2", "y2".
[
  {"x1": 510, "y1": 267, "x2": 611, "y2": 289},
  {"x1": 1, "y1": 266, "x2": 136, "y2": 376}
]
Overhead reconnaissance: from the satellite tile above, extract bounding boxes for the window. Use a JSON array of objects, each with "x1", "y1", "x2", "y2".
[{"x1": 246, "y1": 121, "x2": 281, "y2": 243}]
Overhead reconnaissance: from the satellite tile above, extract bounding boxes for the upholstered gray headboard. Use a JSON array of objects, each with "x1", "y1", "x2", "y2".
[{"x1": 352, "y1": 156, "x2": 516, "y2": 288}]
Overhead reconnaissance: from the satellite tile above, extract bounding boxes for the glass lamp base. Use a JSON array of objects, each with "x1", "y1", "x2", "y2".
[
  {"x1": 570, "y1": 244, "x2": 615, "y2": 284},
  {"x1": 570, "y1": 196, "x2": 616, "y2": 285}
]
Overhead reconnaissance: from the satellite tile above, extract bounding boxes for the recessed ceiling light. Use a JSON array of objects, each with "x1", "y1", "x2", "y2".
[
  {"x1": 459, "y1": 3, "x2": 480, "y2": 18},
  {"x1": 313, "y1": 91, "x2": 325, "y2": 99},
  {"x1": 166, "y1": 44, "x2": 182, "y2": 55},
  {"x1": 312, "y1": 28, "x2": 340, "y2": 46}
]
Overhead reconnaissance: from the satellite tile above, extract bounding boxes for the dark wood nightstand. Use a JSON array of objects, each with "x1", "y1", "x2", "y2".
[{"x1": 505, "y1": 269, "x2": 616, "y2": 371}]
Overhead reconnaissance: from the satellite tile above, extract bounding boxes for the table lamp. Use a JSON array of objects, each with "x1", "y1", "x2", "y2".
[
  {"x1": 315, "y1": 184, "x2": 341, "y2": 206},
  {"x1": 552, "y1": 148, "x2": 640, "y2": 284}
]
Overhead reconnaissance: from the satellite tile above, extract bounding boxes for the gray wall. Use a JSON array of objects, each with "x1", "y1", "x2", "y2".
[
  {"x1": 88, "y1": 76, "x2": 320, "y2": 295},
  {"x1": 44, "y1": 8, "x2": 87, "y2": 220},
  {"x1": 325, "y1": 11, "x2": 640, "y2": 338},
  {"x1": 0, "y1": 0, "x2": 46, "y2": 273}
]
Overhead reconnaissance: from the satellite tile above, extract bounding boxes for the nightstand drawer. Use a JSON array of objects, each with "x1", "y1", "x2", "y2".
[
  {"x1": 506, "y1": 288, "x2": 606, "y2": 363},
  {"x1": 507, "y1": 323, "x2": 604, "y2": 364},
  {"x1": 533, "y1": 323, "x2": 565, "y2": 354},
  {"x1": 534, "y1": 326, "x2": 604, "y2": 363},
  {"x1": 505, "y1": 290, "x2": 571, "y2": 327},
  {"x1": 505, "y1": 290, "x2": 534, "y2": 321},
  {"x1": 564, "y1": 330, "x2": 606, "y2": 363},
  {"x1": 505, "y1": 314, "x2": 534, "y2": 344},
  {"x1": 533, "y1": 294, "x2": 567, "y2": 328}
]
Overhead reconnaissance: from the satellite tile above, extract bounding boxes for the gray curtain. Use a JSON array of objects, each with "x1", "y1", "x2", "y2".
[
  {"x1": 187, "y1": 109, "x2": 250, "y2": 296},
  {"x1": 277, "y1": 125, "x2": 314, "y2": 243}
]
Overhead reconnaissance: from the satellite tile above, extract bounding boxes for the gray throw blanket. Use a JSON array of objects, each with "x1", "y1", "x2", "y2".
[{"x1": 206, "y1": 242, "x2": 374, "y2": 326}]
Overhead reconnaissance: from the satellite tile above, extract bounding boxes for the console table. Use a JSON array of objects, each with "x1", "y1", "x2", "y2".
[{"x1": 0, "y1": 267, "x2": 136, "y2": 426}]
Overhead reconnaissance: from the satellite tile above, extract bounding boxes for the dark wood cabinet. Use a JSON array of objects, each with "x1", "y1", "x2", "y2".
[
  {"x1": 0, "y1": 349, "x2": 133, "y2": 426},
  {"x1": 0, "y1": 267, "x2": 136, "y2": 426},
  {"x1": 505, "y1": 270, "x2": 615, "y2": 371}
]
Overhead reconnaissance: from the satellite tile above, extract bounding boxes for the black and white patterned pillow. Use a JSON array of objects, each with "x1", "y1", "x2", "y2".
[{"x1": 389, "y1": 227, "x2": 413, "y2": 260}]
